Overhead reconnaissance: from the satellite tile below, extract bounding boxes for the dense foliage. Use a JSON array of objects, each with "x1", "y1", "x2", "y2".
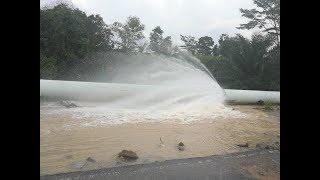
[
  {"x1": 40, "y1": 0, "x2": 280, "y2": 91},
  {"x1": 198, "y1": 34, "x2": 279, "y2": 90},
  {"x1": 40, "y1": 4, "x2": 113, "y2": 80},
  {"x1": 149, "y1": 26, "x2": 172, "y2": 55}
]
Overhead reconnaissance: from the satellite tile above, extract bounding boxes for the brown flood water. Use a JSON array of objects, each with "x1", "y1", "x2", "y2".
[{"x1": 40, "y1": 105, "x2": 280, "y2": 176}]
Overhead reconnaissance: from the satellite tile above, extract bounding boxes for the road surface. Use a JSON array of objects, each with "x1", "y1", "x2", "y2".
[{"x1": 41, "y1": 149, "x2": 280, "y2": 180}]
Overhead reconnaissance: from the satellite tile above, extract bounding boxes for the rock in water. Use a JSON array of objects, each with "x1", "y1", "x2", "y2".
[
  {"x1": 237, "y1": 143, "x2": 249, "y2": 148},
  {"x1": 118, "y1": 150, "x2": 138, "y2": 160},
  {"x1": 59, "y1": 100, "x2": 78, "y2": 108},
  {"x1": 178, "y1": 142, "x2": 185, "y2": 151},
  {"x1": 86, "y1": 157, "x2": 96, "y2": 163}
]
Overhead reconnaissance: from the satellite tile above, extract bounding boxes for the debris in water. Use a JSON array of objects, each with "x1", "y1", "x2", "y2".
[
  {"x1": 159, "y1": 137, "x2": 165, "y2": 148},
  {"x1": 118, "y1": 150, "x2": 138, "y2": 160},
  {"x1": 86, "y1": 157, "x2": 96, "y2": 163},
  {"x1": 237, "y1": 143, "x2": 249, "y2": 148},
  {"x1": 178, "y1": 142, "x2": 185, "y2": 151}
]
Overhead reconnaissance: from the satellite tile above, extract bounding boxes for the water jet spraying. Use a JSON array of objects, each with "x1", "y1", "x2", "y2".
[{"x1": 40, "y1": 53, "x2": 279, "y2": 124}]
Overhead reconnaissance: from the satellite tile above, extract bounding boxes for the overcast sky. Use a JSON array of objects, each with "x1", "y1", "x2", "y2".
[{"x1": 41, "y1": 0, "x2": 259, "y2": 45}]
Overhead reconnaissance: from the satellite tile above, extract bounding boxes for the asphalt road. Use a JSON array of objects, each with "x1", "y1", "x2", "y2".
[{"x1": 41, "y1": 149, "x2": 280, "y2": 180}]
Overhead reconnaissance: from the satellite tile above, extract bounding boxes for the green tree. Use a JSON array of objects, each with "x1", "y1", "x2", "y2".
[
  {"x1": 238, "y1": 0, "x2": 280, "y2": 44},
  {"x1": 40, "y1": 4, "x2": 89, "y2": 79},
  {"x1": 160, "y1": 36, "x2": 172, "y2": 55},
  {"x1": 203, "y1": 33, "x2": 279, "y2": 90},
  {"x1": 40, "y1": 3, "x2": 113, "y2": 80},
  {"x1": 149, "y1": 26, "x2": 163, "y2": 52},
  {"x1": 212, "y1": 44, "x2": 219, "y2": 56},
  {"x1": 180, "y1": 35, "x2": 198, "y2": 55},
  {"x1": 86, "y1": 14, "x2": 114, "y2": 52},
  {"x1": 112, "y1": 16, "x2": 145, "y2": 52},
  {"x1": 197, "y1": 36, "x2": 214, "y2": 55},
  {"x1": 40, "y1": 52, "x2": 57, "y2": 79},
  {"x1": 149, "y1": 26, "x2": 172, "y2": 55}
]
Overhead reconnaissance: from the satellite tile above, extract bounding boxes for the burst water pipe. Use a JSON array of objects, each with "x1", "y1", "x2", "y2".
[{"x1": 40, "y1": 79, "x2": 280, "y2": 104}]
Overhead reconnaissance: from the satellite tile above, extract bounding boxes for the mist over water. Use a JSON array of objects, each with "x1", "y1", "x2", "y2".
[{"x1": 41, "y1": 52, "x2": 242, "y2": 125}]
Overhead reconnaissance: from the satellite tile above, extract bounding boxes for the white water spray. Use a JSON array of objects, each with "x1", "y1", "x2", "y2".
[{"x1": 41, "y1": 53, "x2": 246, "y2": 125}]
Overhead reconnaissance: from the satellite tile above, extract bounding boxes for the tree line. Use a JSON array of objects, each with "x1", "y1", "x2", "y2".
[{"x1": 40, "y1": 0, "x2": 280, "y2": 91}]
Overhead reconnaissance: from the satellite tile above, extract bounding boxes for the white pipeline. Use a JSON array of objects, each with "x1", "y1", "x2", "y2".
[
  {"x1": 224, "y1": 89, "x2": 279, "y2": 104},
  {"x1": 40, "y1": 79, "x2": 280, "y2": 104}
]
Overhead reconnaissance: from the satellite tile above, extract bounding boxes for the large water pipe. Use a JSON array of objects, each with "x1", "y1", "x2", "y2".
[
  {"x1": 40, "y1": 79, "x2": 280, "y2": 104},
  {"x1": 224, "y1": 89, "x2": 279, "y2": 104}
]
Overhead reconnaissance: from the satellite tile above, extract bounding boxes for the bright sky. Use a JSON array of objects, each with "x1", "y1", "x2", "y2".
[{"x1": 40, "y1": 0, "x2": 259, "y2": 45}]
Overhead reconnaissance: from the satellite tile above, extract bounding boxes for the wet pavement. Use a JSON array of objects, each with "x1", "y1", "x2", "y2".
[{"x1": 41, "y1": 149, "x2": 280, "y2": 180}]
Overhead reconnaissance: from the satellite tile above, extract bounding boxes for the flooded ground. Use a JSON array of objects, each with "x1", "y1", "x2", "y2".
[{"x1": 40, "y1": 104, "x2": 280, "y2": 176}]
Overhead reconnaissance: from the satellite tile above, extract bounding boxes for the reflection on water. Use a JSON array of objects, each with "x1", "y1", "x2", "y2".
[{"x1": 40, "y1": 105, "x2": 279, "y2": 176}]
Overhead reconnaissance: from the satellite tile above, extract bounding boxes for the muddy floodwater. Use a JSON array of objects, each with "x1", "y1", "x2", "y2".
[{"x1": 40, "y1": 104, "x2": 280, "y2": 176}]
